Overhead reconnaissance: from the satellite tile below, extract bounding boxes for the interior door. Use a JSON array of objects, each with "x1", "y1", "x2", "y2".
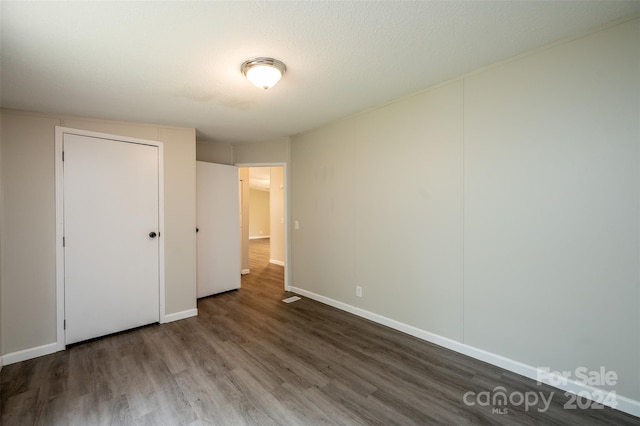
[
  {"x1": 197, "y1": 161, "x2": 240, "y2": 297},
  {"x1": 64, "y1": 133, "x2": 160, "y2": 345}
]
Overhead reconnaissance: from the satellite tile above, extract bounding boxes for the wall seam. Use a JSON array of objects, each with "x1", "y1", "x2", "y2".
[
  {"x1": 0, "y1": 115, "x2": 4, "y2": 357},
  {"x1": 461, "y1": 78, "x2": 465, "y2": 344}
]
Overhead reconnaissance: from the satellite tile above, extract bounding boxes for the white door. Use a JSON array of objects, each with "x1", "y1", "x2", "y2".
[
  {"x1": 64, "y1": 134, "x2": 160, "y2": 344},
  {"x1": 197, "y1": 161, "x2": 240, "y2": 297}
]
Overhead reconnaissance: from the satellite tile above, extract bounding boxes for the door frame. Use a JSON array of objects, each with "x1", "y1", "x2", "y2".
[
  {"x1": 236, "y1": 162, "x2": 290, "y2": 291},
  {"x1": 54, "y1": 126, "x2": 165, "y2": 351}
]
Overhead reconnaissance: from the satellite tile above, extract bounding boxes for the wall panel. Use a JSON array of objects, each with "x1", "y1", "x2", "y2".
[
  {"x1": 463, "y1": 19, "x2": 639, "y2": 398},
  {"x1": 290, "y1": 19, "x2": 640, "y2": 401}
]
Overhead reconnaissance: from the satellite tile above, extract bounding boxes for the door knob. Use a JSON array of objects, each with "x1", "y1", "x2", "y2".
[{"x1": 149, "y1": 232, "x2": 157, "y2": 238}]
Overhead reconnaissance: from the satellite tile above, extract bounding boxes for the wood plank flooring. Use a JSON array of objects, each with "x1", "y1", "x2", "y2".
[{"x1": 2, "y1": 238, "x2": 639, "y2": 425}]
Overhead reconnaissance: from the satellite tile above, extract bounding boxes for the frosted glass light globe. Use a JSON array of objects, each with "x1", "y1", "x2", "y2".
[{"x1": 241, "y1": 58, "x2": 287, "y2": 90}]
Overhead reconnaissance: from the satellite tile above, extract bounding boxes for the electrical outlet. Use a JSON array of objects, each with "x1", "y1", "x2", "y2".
[{"x1": 356, "y1": 286, "x2": 362, "y2": 297}]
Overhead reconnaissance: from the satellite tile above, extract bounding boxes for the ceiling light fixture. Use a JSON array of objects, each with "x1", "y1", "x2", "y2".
[{"x1": 241, "y1": 57, "x2": 286, "y2": 90}]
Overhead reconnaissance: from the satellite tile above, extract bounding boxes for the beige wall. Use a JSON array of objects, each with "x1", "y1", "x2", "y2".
[
  {"x1": 196, "y1": 141, "x2": 233, "y2": 165},
  {"x1": 249, "y1": 188, "x2": 270, "y2": 238},
  {"x1": 1, "y1": 113, "x2": 60, "y2": 354},
  {"x1": 234, "y1": 137, "x2": 289, "y2": 165},
  {"x1": 291, "y1": 19, "x2": 640, "y2": 400},
  {"x1": 269, "y1": 167, "x2": 285, "y2": 264},
  {"x1": 0, "y1": 110, "x2": 197, "y2": 356},
  {"x1": 461, "y1": 19, "x2": 639, "y2": 398},
  {"x1": 239, "y1": 167, "x2": 250, "y2": 273},
  {"x1": 158, "y1": 127, "x2": 197, "y2": 314}
]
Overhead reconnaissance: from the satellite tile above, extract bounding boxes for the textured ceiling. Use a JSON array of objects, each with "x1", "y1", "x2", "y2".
[{"x1": 1, "y1": 1, "x2": 638, "y2": 144}]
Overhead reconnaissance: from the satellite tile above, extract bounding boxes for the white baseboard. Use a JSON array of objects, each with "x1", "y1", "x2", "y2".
[
  {"x1": 269, "y1": 259, "x2": 285, "y2": 267},
  {"x1": 241, "y1": 269, "x2": 250, "y2": 275},
  {"x1": 288, "y1": 286, "x2": 640, "y2": 418},
  {"x1": 161, "y1": 308, "x2": 198, "y2": 324},
  {"x1": 2, "y1": 342, "x2": 61, "y2": 366},
  {"x1": 249, "y1": 236, "x2": 270, "y2": 240},
  {"x1": 2, "y1": 310, "x2": 198, "y2": 366}
]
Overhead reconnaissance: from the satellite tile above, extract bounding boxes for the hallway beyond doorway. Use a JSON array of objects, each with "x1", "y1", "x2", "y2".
[
  {"x1": 239, "y1": 164, "x2": 288, "y2": 291},
  {"x1": 245, "y1": 238, "x2": 284, "y2": 295}
]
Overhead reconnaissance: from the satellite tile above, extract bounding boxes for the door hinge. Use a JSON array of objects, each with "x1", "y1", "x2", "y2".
[
  {"x1": 62, "y1": 151, "x2": 65, "y2": 161},
  {"x1": 64, "y1": 320, "x2": 66, "y2": 330},
  {"x1": 63, "y1": 237, "x2": 66, "y2": 247}
]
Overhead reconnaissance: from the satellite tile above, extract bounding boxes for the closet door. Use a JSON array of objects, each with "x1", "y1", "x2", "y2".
[
  {"x1": 197, "y1": 161, "x2": 240, "y2": 297},
  {"x1": 64, "y1": 133, "x2": 160, "y2": 344}
]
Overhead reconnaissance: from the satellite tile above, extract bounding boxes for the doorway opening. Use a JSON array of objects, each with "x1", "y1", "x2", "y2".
[{"x1": 238, "y1": 164, "x2": 288, "y2": 292}]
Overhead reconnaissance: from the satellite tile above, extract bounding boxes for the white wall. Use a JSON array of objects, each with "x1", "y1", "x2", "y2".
[
  {"x1": 291, "y1": 18, "x2": 640, "y2": 402},
  {"x1": 249, "y1": 188, "x2": 270, "y2": 238},
  {"x1": 0, "y1": 110, "x2": 197, "y2": 357}
]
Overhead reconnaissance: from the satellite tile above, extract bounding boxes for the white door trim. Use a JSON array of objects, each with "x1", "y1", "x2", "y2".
[
  {"x1": 55, "y1": 126, "x2": 165, "y2": 351},
  {"x1": 235, "y1": 162, "x2": 290, "y2": 291}
]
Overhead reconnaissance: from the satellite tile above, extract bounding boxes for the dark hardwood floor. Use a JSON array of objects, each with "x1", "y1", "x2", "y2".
[{"x1": 2, "y1": 238, "x2": 639, "y2": 425}]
